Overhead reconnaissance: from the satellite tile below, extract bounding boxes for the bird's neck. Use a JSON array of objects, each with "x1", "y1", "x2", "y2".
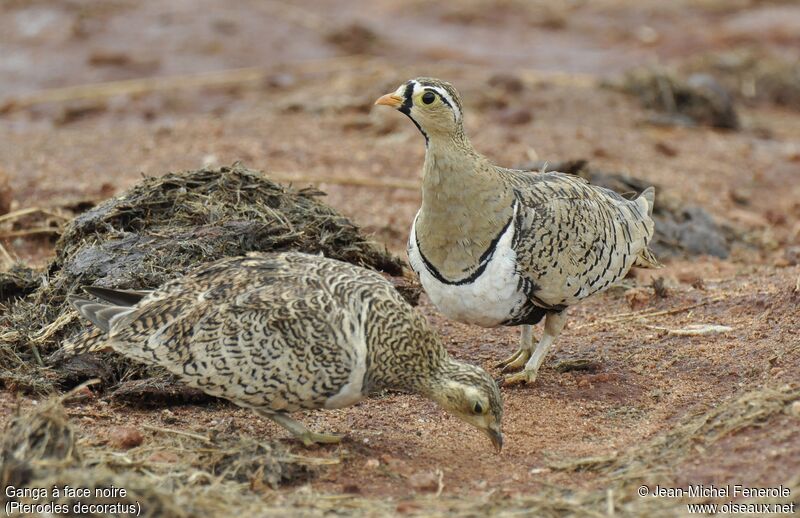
[
  {"x1": 421, "y1": 133, "x2": 481, "y2": 192},
  {"x1": 413, "y1": 357, "x2": 477, "y2": 413},
  {"x1": 415, "y1": 133, "x2": 515, "y2": 278},
  {"x1": 368, "y1": 322, "x2": 450, "y2": 395}
]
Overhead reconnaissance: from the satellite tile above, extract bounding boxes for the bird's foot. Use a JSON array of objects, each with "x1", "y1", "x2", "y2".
[
  {"x1": 495, "y1": 347, "x2": 532, "y2": 372},
  {"x1": 298, "y1": 430, "x2": 343, "y2": 447},
  {"x1": 260, "y1": 410, "x2": 344, "y2": 447},
  {"x1": 502, "y1": 369, "x2": 538, "y2": 386}
]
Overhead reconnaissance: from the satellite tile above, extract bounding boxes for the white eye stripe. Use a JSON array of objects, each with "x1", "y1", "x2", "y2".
[
  {"x1": 428, "y1": 86, "x2": 461, "y2": 120},
  {"x1": 411, "y1": 81, "x2": 461, "y2": 121}
]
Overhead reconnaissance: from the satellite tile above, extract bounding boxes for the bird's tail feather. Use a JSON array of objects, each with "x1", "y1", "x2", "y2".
[
  {"x1": 69, "y1": 296, "x2": 132, "y2": 333},
  {"x1": 632, "y1": 186, "x2": 661, "y2": 268},
  {"x1": 51, "y1": 290, "x2": 141, "y2": 363},
  {"x1": 83, "y1": 286, "x2": 150, "y2": 307},
  {"x1": 637, "y1": 186, "x2": 655, "y2": 217}
]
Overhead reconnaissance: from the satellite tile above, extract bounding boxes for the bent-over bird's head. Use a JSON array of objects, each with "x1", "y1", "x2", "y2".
[
  {"x1": 427, "y1": 360, "x2": 504, "y2": 453},
  {"x1": 375, "y1": 77, "x2": 465, "y2": 141}
]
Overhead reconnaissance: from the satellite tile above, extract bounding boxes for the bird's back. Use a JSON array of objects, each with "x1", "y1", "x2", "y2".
[
  {"x1": 65, "y1": 253, "x2": 409, "y2": 412},
  {"x1": 502, "y1": 170, "x2": 658, "y2": 307}
]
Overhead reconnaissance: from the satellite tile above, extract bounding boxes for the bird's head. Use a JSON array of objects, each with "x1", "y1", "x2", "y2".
[
  {"x1": 428, "y1": 361, "x2": 504, "y2": 453},
  {"x1": 375, "y1": 77, "x2": 464, "y2": 141}
]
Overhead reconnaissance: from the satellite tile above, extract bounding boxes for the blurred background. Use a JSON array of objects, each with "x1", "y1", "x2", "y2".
[{"x1": 0, "y1": 0, "x2": 798, "y2": 265}]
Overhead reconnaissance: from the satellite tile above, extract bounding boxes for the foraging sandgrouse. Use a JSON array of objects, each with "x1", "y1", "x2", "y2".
[
  {"x1": 376, "y1": 78, "x2": 660, "y2": 385},
  {"x1": 59, "y1": 252, "x2": 503, "y2": 450}
]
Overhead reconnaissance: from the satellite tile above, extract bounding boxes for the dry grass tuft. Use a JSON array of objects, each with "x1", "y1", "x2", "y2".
[
  {"x1": 0, "y1": 395, "x2": 81, "y2": 491},
  {"x1": 1, "y1": 394, "x2": 331, "y2": 516}
]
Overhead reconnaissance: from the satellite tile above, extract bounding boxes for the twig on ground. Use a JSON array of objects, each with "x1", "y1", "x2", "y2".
[
  {"x1": 0, "y1": 207, "x2": 69, "y2": 224},
  {"x1": 142, "y1": 424, "x2": 213, "y2": 444},
  {"x1": 33, "y1": 311, "x2": 78, "y2": 344},
  {"x1": 0, "y1": 228, "x2": 61, "y2": 239},
  {"x1": 574, "y1": 295, "x2": 727, "y2": 330},
  {"x1": 272, "y1": 174, "x2": 417, "y2": 190}
]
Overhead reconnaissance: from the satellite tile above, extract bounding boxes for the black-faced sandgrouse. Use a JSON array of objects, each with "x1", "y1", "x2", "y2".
[
  {"x1": 376, "y1": 78, "x2": 660, "y2": 385},
  {"x1": 59, "y1": 252, "x2": 503, "y2": 450}
]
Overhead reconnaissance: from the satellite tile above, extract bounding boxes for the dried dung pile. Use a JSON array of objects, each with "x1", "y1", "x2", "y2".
[
  {"x1": 612, "y1": 48, "x2": 800, "y2": 127},
  {"x1": 681, "y1": 48, "x2": 800, "y2": 110},
  {"x1": 611, "y1": 68, "x2": 740, "y2": 129},
  {"x1": 0, "y1": 163, "x2": 404, "y2": 393},
  {"x1": 520, "y1": 159, "x2": 733, "y2": 259}
]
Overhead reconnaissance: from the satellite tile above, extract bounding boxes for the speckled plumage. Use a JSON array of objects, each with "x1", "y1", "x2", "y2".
[
  {"x1": 60, "y1": 252, "x2": 503, "y2": 448},
  {"x1": 377, "y1": 78, "x2": 659, "y2": 384}
]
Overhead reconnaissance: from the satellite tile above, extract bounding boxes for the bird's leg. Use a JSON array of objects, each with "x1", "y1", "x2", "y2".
[
  {"x1": 504, "y1": 311, "x2": 567, "y2": 386},
  {"x1": 255, "y1": 409, "x2": 342, "y2": 446},
  {"x1": 496, "y1": 324, "x2": 535, "y2": 371}
]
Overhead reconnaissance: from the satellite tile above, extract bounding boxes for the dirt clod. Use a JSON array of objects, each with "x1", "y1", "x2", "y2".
[
  {"x1": 108, "y1": 426, "x2": 144, "y2": 449},
  {"x1": 614, "y1": 69, "x2": 740, "y2": 129},
  {"x1": 488, "y1": 73, "x2": 525, "y2": 93},
  {"x1": 783, "y1": 246, "x2": 800, "y2": 266},
  {"x1": 651, "y1": 276, "x2": 670, "y2": 298},
  {"x1": 325, "y1": 23, "x2": 382, "y2": 54},
  {"x1": 494, "y1": 107, "x2": 533, "y2": 125},
  {"x1": 682, "y1": 48, "x2": 800, "y2": 110},
  {"x1": 408, "y1": 470, "x2": 441, "y2": 492}
]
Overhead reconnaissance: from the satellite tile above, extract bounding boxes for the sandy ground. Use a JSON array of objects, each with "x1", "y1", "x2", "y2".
[{"x1": 1, "y1": 0, "x2": 799, "y2": 514}]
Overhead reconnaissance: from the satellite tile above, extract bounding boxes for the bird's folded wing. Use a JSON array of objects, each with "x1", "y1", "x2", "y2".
[{"x1": 513, "y1": 190, "x2": 651, "y2": 306}]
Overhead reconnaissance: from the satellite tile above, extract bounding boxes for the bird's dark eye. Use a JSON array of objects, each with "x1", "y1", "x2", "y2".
[
  {"x1": 472, "y1": 401, "x2": 484, "y2": 414},
  {"x1": 422, "y1": 91, "x2": 436, "y2": 104}
]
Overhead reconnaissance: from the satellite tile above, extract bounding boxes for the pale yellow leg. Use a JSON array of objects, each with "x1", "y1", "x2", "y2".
[
  {"x1": 496, "y1": 325, "x2": 535, "y2": 371},
  {"x1": 256, "y1": 409, "x2": 342, "y2": 446},
  {"x1": 504, "y1": 311, "x2": 567, "y2": 386}
]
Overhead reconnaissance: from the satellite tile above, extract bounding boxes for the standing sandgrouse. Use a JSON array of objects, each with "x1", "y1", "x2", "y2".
[
  {"x1": 376, "y1": 78, "x2": 660, "y2": 385},
  {"x1": 58, "y1": 252, "x2": 503, "y2": 450}
]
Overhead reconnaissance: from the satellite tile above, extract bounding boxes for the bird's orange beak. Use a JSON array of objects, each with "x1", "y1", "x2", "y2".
[{"x1": 374, "y1": 93, "x2": 403, "y2": 108}]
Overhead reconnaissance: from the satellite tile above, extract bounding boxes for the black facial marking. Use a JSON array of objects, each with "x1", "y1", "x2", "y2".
[
  {"x1": 436, "y1": 92, "x2": 453, "y2": 111},
  {"x1": 399, "y1": 81, "x2": 428, "y2": 145},
  {"x1": 398, "y1": 81, "x2": 415, "y2": 115}
]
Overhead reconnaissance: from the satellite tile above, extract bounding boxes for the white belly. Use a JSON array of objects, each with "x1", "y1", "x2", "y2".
[{"x1": 408, "y1": 210, "x2": 527, "y2": 328}]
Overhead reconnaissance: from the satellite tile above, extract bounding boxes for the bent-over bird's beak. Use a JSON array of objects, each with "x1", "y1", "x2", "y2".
[
  {"x1": 374, "y1": 93, "x2": 403, "y2": 108},
  {"x1": 485, "y1": 427, "x2": 504, "y2": 453}
]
